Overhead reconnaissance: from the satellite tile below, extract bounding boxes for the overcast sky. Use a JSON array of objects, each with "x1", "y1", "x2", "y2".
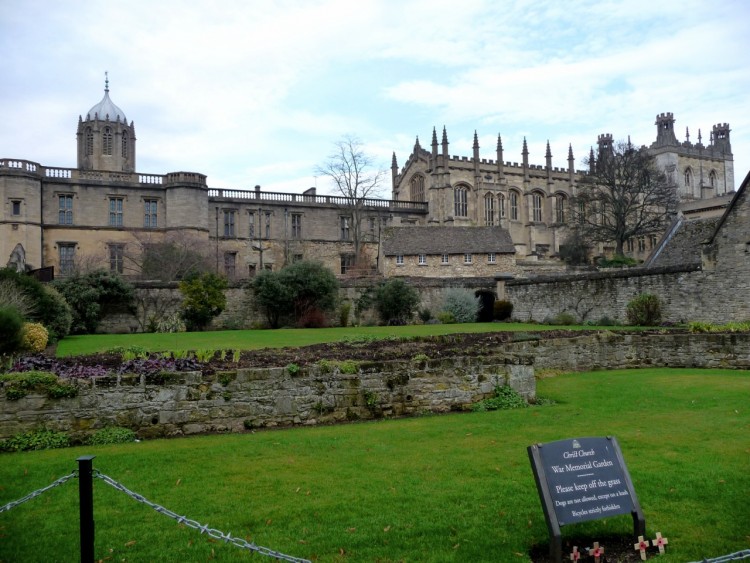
[{"x1": 1, "y1": 0, "x2": 748, "y2": 195}]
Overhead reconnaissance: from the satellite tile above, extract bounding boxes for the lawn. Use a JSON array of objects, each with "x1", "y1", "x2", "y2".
[
  {"x1": 55, "y1": 323, "x2": 634, "y2": 357},
  {"x1": 0, "y1": 368, "x2": 747, "y2": 562}
]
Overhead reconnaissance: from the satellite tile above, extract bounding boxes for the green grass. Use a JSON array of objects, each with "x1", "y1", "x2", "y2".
[
  {"x1": 55, "y1": 323, "x2": 634, "y2": 357},
  {"x1": 0, "y1": 368, "x2": 747, "y2": 561}
]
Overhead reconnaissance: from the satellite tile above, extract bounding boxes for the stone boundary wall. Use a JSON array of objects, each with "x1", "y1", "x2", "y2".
[
  {"x1": 2, "y1": 333, "x2": 748, "y2": 441},
  {"x1": 506, "y1": 265, "x2": 710, "y2": 324},
  {"x1": 0, "y1": 353, "x2": 534, "y2": 441}
]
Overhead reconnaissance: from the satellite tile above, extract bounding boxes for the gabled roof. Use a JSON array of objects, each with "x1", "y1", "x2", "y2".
[
  {"x1": 645, "y1": 216, "x2": 719, "y2": 268},
  {"x1": 705, "y1": 169, "x2": 750, "y2": 245},
  {"x1": 382, "y1": 226, "x2": 515, "y2": 256}
]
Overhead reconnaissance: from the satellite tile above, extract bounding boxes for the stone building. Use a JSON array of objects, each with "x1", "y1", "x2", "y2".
[
  {"x1": 0, "y1": 82, "x2": 429, "y2": 280},
  {"x1": 381, "y1": 226, "x2": 515, "y2": 278},
  {"x1": 391, "y1": 116, "x2": 735, "y2": 262},
  {"x1": 0, "y1": 81, "x2": 735, "y2": 279}
]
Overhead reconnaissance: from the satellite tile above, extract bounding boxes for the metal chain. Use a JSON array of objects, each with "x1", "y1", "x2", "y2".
[
  {"x1": 93, "y1": 471, "x2": 310, "y2": 563},
  {"x1": 689, "y1": 551, "x2": 750, "y2": 563},
  {"x1": 0, "y1": 471, "x2": 78, "y2": 514}
]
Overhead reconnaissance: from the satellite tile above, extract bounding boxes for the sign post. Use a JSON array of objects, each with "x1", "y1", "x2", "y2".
[{"x1": 528, "y1": 436, "x2": 645, "y2": 562}]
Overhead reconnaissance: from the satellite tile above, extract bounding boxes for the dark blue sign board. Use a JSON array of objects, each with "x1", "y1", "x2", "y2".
[{"x1": 528, "y1": 436, "x2": 645, "y2": 562}]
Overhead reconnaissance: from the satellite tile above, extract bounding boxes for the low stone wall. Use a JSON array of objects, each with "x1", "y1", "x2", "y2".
[
  {"x1": 2, "y1": 333, "x2": 748, "y2": 441},
  {"x1": 505, "y1": 332, "x2": 750, "y2": 372},
  {"x1": 0, "y1": 353, "x2": 534, "y2": 441}
]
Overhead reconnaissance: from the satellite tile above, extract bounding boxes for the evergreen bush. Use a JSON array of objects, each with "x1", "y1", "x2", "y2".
[
  {"x1": 440, "y1": 288, "x2": 479, "y2": 323},
  {"x1": 179, "y1": 272, "x2": 228, "y2": 331},
  {"x1": 626, "y1": 293, "x2": 662, "y2": 326},
  {"x1": 20, "y1": 322, "x2": 49, "y2": 352},
  {"x1": 0, "y1": 306, "x2": 24, "y2": 356},
  {"x1": 374, "y1": 279, "x2": 420, "y2": 325}
]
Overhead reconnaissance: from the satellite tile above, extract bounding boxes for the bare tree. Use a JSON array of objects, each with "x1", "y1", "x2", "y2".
[
  {"x1": 572, "y1": 140, "x2": 678, "y2": 257},
  {"x1": 125, "y1": 231, "x2": 213, "y2": 282},
  {"x1": 316, "y1": 135, "x2": 386, "y2": 267}
]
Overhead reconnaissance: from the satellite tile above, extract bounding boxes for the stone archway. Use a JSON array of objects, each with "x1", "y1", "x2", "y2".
[{"x1": 475, "y1": 290, "x2": 495, "y2": 322}]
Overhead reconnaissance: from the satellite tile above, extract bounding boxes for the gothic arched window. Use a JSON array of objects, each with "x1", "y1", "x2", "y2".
[
  {"x1": 122, "y1": 134, "x2": 128, "y2": 158},
  {"x1": 103, "y1": 127, "x2": 113, "y2": 156},
  {"x1": 532, "y1": 192, "x2": 543, "y2": 222},
  {"x1": 709, "y1": 170, "x2": 717, "y2": 189},
  {"x1": 684, "y1": 167, "x2": 693, "y2": 189},
  {"x1": 498, "y1": 193, "x2": 506, "y2": 218},
  {"x1": 85, "y1": 127, "x2": 93, "y2": 156},
  {"x1": 555, "y1": 194, "x2": 566, "y2": 223},
  {"x1": 510, "y1": 191, "x2": 519, "y2": 221},
  {"x1": 484, "y1": 193, "x2": 495, "y2": 225},
  {"x1": 410, "y1": 175, "x2": 425, "y2": 201},
  {"x1": 454, "y1": 186, "x2": 468, "y2": 217}
]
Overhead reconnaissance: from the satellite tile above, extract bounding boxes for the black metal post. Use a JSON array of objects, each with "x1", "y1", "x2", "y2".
[{"x1": 77, "y1": 455, "x2": 96, "y2": 563}]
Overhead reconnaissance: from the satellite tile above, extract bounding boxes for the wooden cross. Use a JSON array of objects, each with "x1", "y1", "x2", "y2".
[
  {"x1": 570, "y1": 546, "x2": 581, "y2": 561},
  {"x1": 588, "y1": 542, "x2": 604, "y2": 563},
  {"x1": 634, "y1": 535, "x2": 651, "y2": 560},
  {"x1": 653, "y1": 532, "x2": 669, "y2": 554}
]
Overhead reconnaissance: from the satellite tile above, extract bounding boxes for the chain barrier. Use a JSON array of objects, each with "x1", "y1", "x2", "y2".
[
  {"x1": 689, "y1": 551, "x2": 750, "y2": 563},
  {"x1": 93, "y1": 471, "x2": 311, "y2": 563},
  {"x1": 0, "y1": 470, "x2": 78, "y2": 514}
]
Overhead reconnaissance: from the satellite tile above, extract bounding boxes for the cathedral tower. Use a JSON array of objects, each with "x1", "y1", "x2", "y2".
[{"x1": 76, "y1": 75, "x2": 136, "y2": 172}]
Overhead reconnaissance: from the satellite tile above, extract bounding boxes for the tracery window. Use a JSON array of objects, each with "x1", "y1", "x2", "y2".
[
  {"x1": 454, "y1": 186, "x2": 468, "y2": 217},
  {"x1": 555, "y1": 195, "x2": 566, "y2": 223},
  {"x1": 532, "y1": 193, "x2": 543, "y2": 222},
  {"x1": 684, "y1": 167, "x2": 693, "y2": 189},
  {"x1": 103, "y1": 127, "x2": 113, "y2": 156},
  {"x1": 122, "y1": 135, "x2": 128, "y2": 158},
  {"x1": 484, "y1": 193, "x2": 495, "y2": 225},
  {"x1": 410, "y1": 175, "x2": 425, "y2": 201},
  {"x1": 498, "y1": 193, "x2": 506, "y2": 218},
  {"x1": 85, "y1": 128, "x2": 93, "y2": 156},
  {"x1": 510, "y1": 191, "x2": 519, "y2": 221}
]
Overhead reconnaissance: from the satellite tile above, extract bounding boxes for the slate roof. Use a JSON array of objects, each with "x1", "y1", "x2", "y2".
[
  {"x1": 382, "y1": 226, "x2": 515, "y2": 256},
  {"x1": 645, "y1": 216, "x2": 719, "y2": 268}
]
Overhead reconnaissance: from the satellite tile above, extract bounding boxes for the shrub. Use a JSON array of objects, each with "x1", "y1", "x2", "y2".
[
  {"x1": 280, "y1": 261, "x2": 339, "y2": 323},
  {"x1": 440, "y1": 288, "x2": 480, "y2": 324},
  {"x1": 0, "y1": 269, "x2": 73, "y2": 341},
  {"x1": 155, "y1": 312, "x2": 186, "y2": 333},
  {"x1": 0, "y1": 371, "x2": 77, "y2": 400},
  {"x1": 249, "y1": 269, "x2": 293, "y2": 328},
  {"x1": 626, "y1": 293, "x2": 662, "y2": 326},
  {"x1": 1, "y1": 429, "x2": 70, "y2": 452},
  {"x1": 374, "y1": 279, "x2": 420, "y2": 325},
  {"x1": 0, "y1": 279, "x2": 35, "y2": 318},
  {"x1": 87, "y1": 426, "x2": 136, "y2": 445},
  {"x1": 54, "y1": 270, "x2": 135, "y2": 334},
  {"x1": 437, "y1": 311, "x2": 455, "y2": 324},
  {"x1": 178, "y1": 272, "x2": 228, "y2": 331},
  {"x1": 598, "y1": 255, "x2": 638, "y2": 268},
  {"x1": 548, "y1": 312, "x2": 576, "y2": 325},
  {"x1": 596, "y1": 315, "x2": 617, "y2": 326},
  {"x1": 0, "y1": 306, "x2": 24, "y2": 356},
  {"x1": 493, "y1": 300, "x2": 514, "y2": 321},
  {"x1": 20, "y1": 323, "x2": 49, "y2": 353},
  {"x1": 472, "y1": 385, "x2": 528, "y2": 412},
  {"x1": 339, "y1": 301, "x2": 352, "y2": 327},
  {"x1": 418, "y1": 308, "x2": 432, "y2": 323}
]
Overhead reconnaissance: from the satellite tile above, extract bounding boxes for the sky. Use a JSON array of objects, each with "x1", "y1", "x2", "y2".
[{"x1": 1, "y1": 0, "x2": 748, "y2": 196}]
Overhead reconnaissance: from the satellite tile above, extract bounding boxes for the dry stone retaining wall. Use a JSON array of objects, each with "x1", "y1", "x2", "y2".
[
  {"x1": 2, "y1": 333, "x2": 748, "y2": 441},
  {"x1": 0, "y1": 354, "x2": 533, "y2": 441}
]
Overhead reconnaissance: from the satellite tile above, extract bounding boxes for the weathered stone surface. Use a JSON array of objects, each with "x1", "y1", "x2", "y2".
[{"x1": 2, "y1": 333, "x2": 749, "y2": 441}]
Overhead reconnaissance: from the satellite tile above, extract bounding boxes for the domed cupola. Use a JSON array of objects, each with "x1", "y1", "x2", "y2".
[{"x1": 76, "y1": 73, "x2": 136, "y2": 172}]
